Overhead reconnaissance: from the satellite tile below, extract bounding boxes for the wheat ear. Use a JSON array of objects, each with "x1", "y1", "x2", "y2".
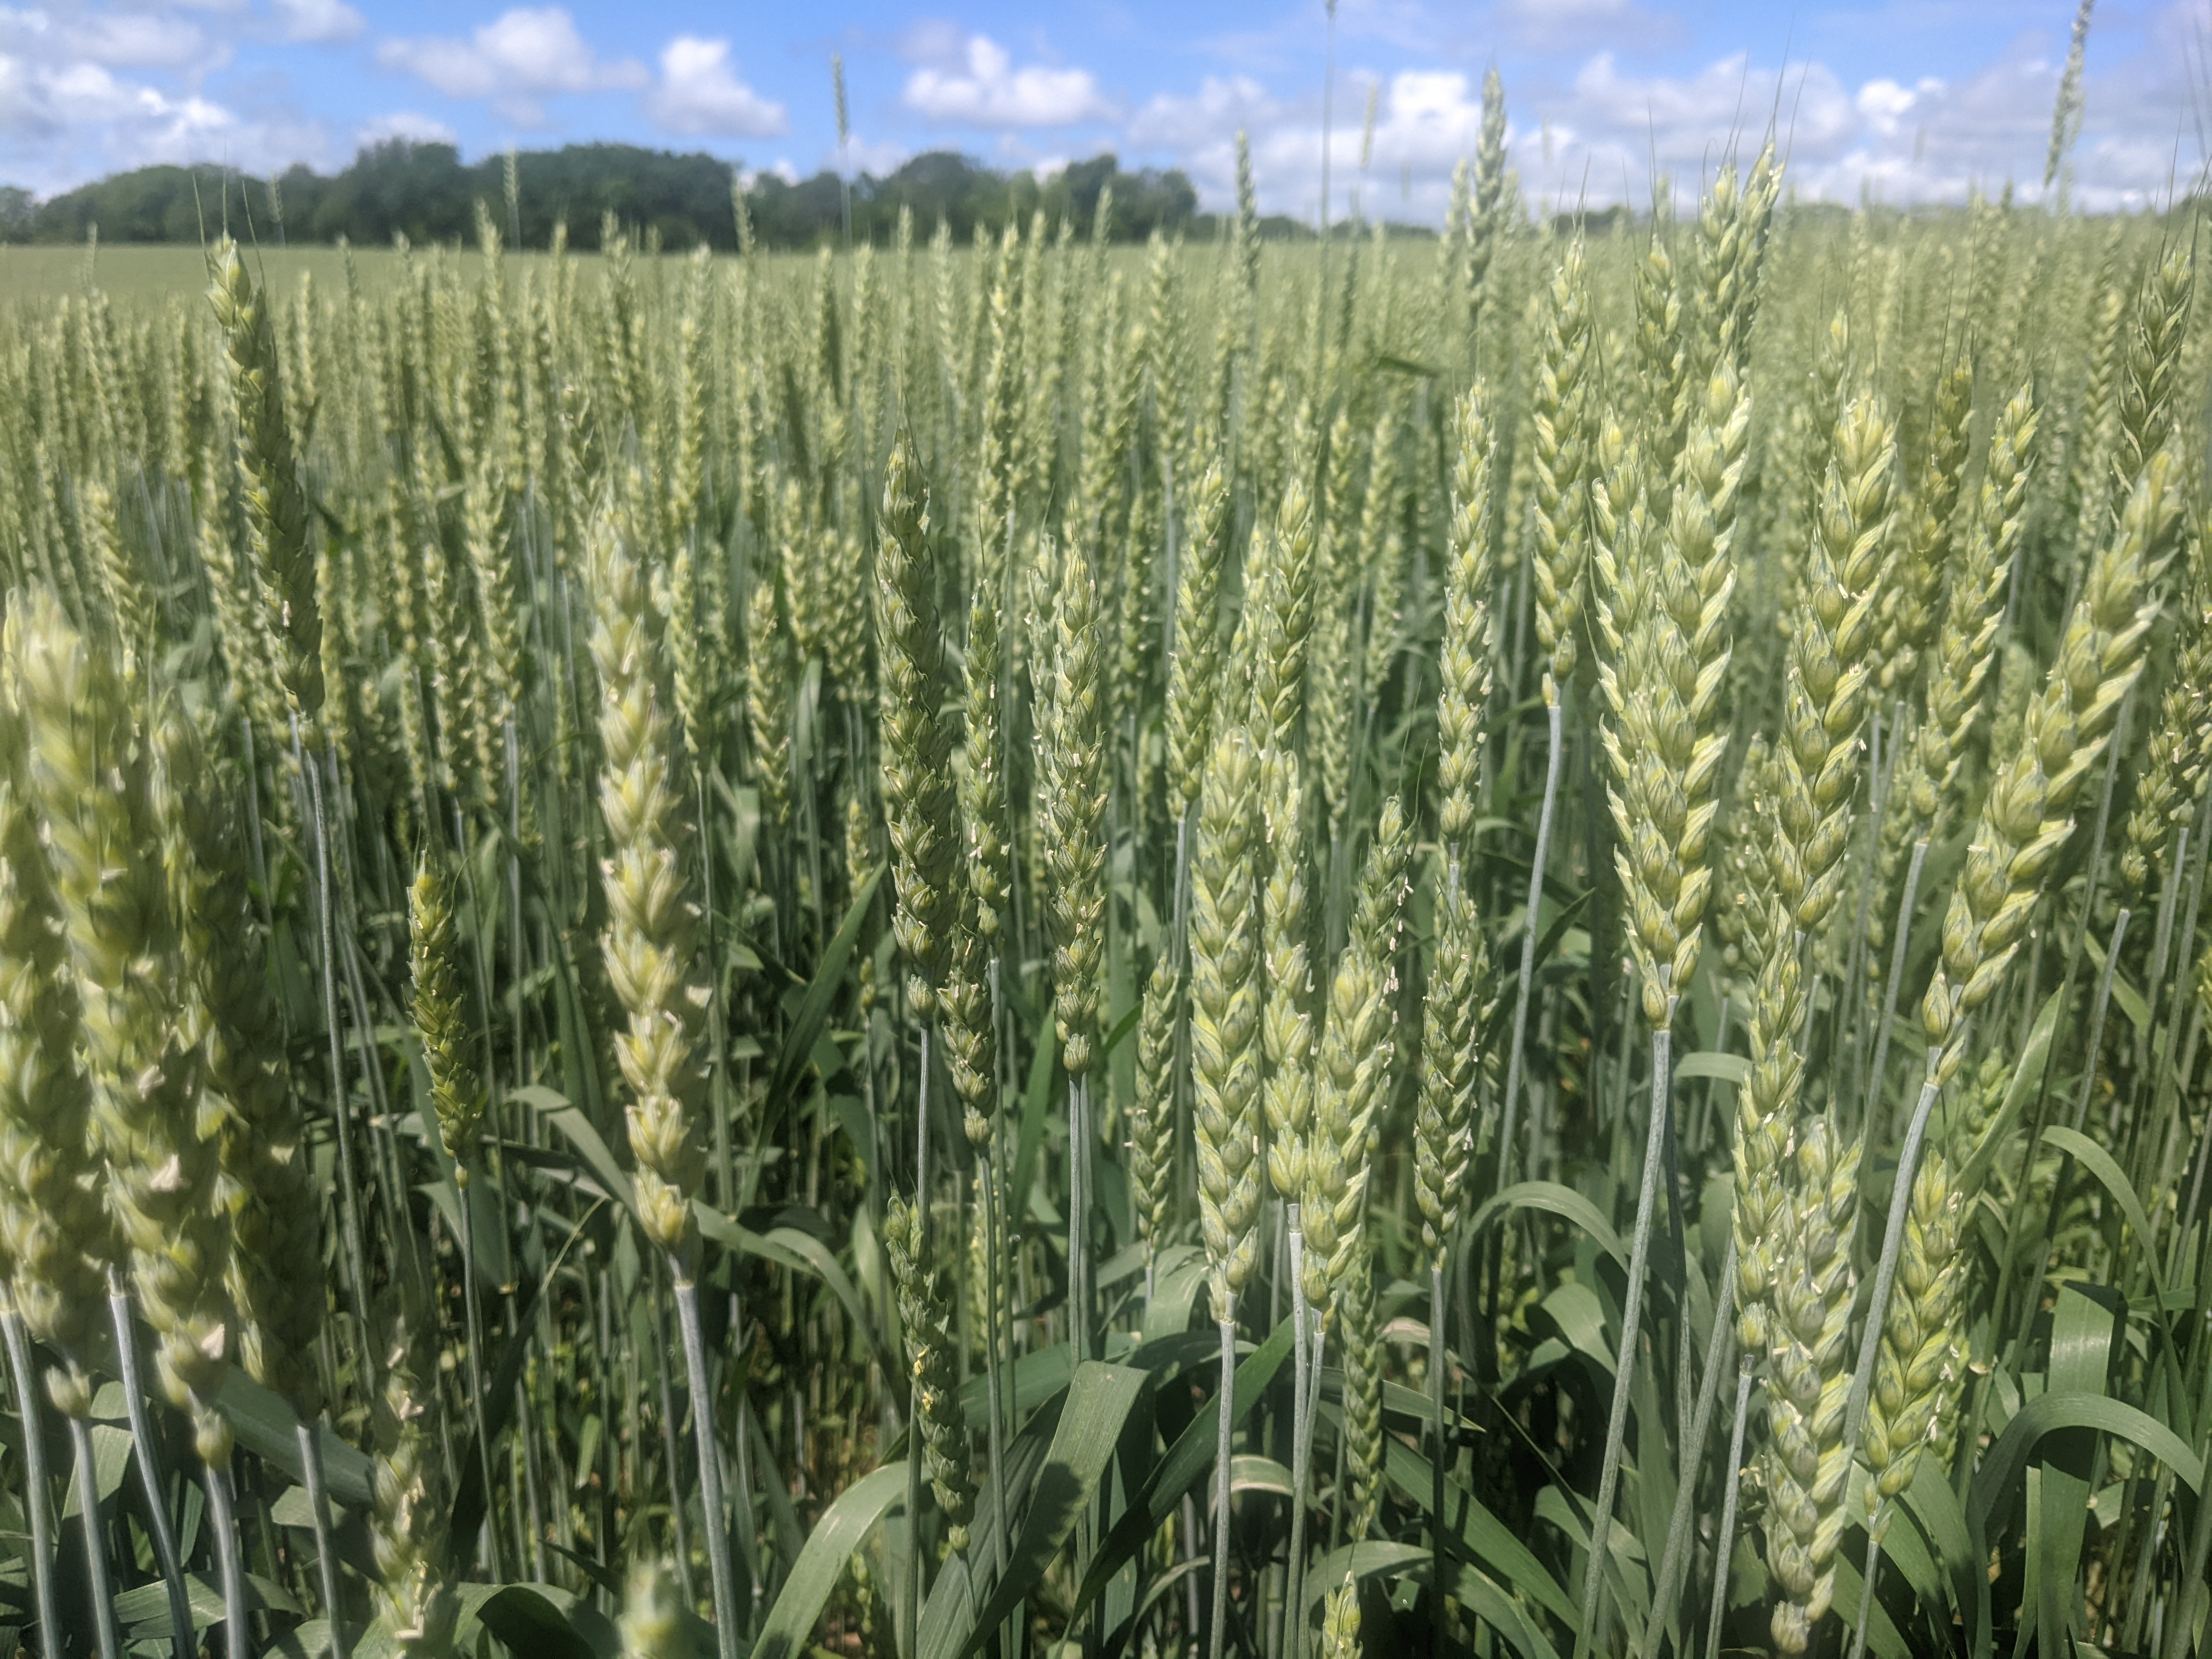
[{"x1": 1190, "y1": 725, "x2": 1262, "y2": 1659}]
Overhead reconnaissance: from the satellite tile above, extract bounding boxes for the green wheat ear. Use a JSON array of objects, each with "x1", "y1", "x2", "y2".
[
  {"x1": 588, "y1": 501, "x2": 708, "y2": 1262},
  {"x1": 618, "y1": 1559, "x2": 696, "y2": 1658},
  {"x1": 1321, "y1": 1572, "x2": 1363, "y2": 1659},
  {"x1": 13, "y1": 589, "x2": 231, "y2": 1462},
  {"x1": 370, "y1": 1295, "x2": 456, "y2": 1656},
  {"x1": 161, "y1": 708, "x2": 323, "y2": 1417},
  {"x1": 1190, "y1": 725, "x2": 1263, "y2": 1324},
  {"x1": 408, "y1": 858, "x2": 483, "y2": 1182},
  {"x1": 0, "y1": 616, "x2": 110, "y2": 1403},
  {"x1": 886, "y1": 1193, "x2": 977, "y2": 1553},
  {"x1": 209, "y1": 238, "x2": 324, "y2": 740}
]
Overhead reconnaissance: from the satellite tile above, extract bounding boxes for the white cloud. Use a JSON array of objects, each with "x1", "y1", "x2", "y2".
[
  {"x1": 273, "y1": 0, "x2": 361, "y2": 45},
  {"x1": 646, "y1": 35, "x2": 786, "y2": 137},
  {"x1": 902, "y1": 33, "x2": 1112, "y2": 127},
  {"x1": 1132, "y1": 69, "x2": 1487, "y2": 221},
  {"x1": 63, "y1": 13, "x2": 210, "y2": 69},
  {"x1": 832, "y1": 134, "x2": 910, "y2": 176},
  {"x1": 356, "y1": 109, "x2": 455, "y2": 148},
  {"x1": 0, "y1": 1, "x2": 342, "y2": 194},
  {"x1": 1127, "y1": 73, "x2": 1279, "y2": 151},
  {"x1": 377, "y1": 7, "x2": 645, "y2": 124},
  {"x1": 1854, "y1": 77, "x2": 1923, "y2": 137}
]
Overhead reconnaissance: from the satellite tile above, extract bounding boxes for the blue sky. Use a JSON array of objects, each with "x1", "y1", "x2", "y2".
[{"x1": 4, "y1": 0, "x2": 2209, "y2": 217}]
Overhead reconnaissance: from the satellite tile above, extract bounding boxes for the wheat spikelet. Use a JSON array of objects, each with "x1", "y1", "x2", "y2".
[
  {"x1": 1763, "y1": 1115, "x2": 1860, "y2": 1653},
  {"x1": 1039, "y1": 534, "x2": 1108, "y2": 1075},
  {"x1": 1860, "y1": 1152, "x2": 1964, "y2": 1523},
  {"x1": 1633, "y1": 202, "x2": 1686, "y2": 497},
  {"x1": 370, "y1": 1302, "x2": 455, "y2": 1655},
  {"x1": 1771, "y1": 391, "x2": 1896, "y2": 941},
  {"x1": 887, "y1": 1193, "x2": 977, "y2": 1552},
  {"x1": 409, "y1": 859, "x2": 484, "y2": 1181},
  {"x1": 1692, "y1": 144, "x2": 1780, "y2": 386},
  {"x1": 1594, "y1": 363, "x2": 1745, "y2": 1023},
  {"x1": 2121, "y1": 568, "x2": 2211, "y2": 898},
  {"x1": 77, "y1": 477, "x2": 156, "y2": 673},
  {"x1": 2108, "y1": 243, "x2": 2192, "y2": 527},
  {"x1": 588, "y1": 505, "x2": 707, "y2": 1260},
  {"x1": 1129, "y1": 952, "x2": 1181, "y2": 1273},
  {"x1": 1878, "y1": 357, "x2": 1974, "y2": 693},
  {"x1": 1259, "y1": 738, "x2": 1316, "y2": 1204},
  {"x1": 1415, "y1": 868, "x2": 1493, "y2": 1269},
  {"x1": 1728, "y1": 842, "x2": 1799, "y2": 1351},
  {"x1": 959, "y1": 458, "x2": 1015, "y2": 1000},
  {"x1": 1905, "y1": 385, "x2": 2036, "y2": 840},
  {"x1": 1530, "y1": 238, "x2": 1593, "y2": 689},
  {"x1": 1302, "y1": 801, "x2": 1409, "y2": 1314},
  {"x1": 1321, "y1": 1572, "x2": 1363, "y2": 1659},
  {"x1": 877, "y1": 436, "x2": 960, "y2": 1023},
  {"x1": 210, "y1": 239, "x2": 324, "y2": 738},
  {"x1": 1313, "y1": 408, "x2": 1363, "y2": 825},
  {"x1": 1341, "y1": 1240, "x2": 1384, "y2": 1538},
  {"x1": 744, "y1": 571, "x2": 796, "y2": 831},
  {"x1": 14, "y1": 590, "x2": 232, "y2": 1460},
  {"x1": 1191, "y1": 727, "x2": 1263, "y2": 1322},
  {"x1": 618, "y1": 1560, "x2": 693, "y2": 1658},
  {"x1": 1166, "y1": 460, "x2": 1233, "y2": 820},
  {"x1": 0, "y1": 635, "x2": 110, "y2": 1406},
  {"x1": 161, "y1": 711, "x2": 322, "y2": 1414},
  {"x1": 1436, "y1": 387, "x2": 1495, "y2": 859},
  {"x1": 1920, "y1": 448, "x2": 2176, "y2": 1085},
  {"x1": 460, "y1": 453, "x2": 520, "y2": 803}
]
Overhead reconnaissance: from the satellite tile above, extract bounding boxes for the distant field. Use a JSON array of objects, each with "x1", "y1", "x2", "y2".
[
  {"x1": 0, "y1": 242, "x2": 379, "y2": 302},
  {"x1": 0, "y1": 242, "x2": 638, "y2": 303}
]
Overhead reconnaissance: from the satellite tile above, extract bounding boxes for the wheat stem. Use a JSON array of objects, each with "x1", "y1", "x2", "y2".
[
  {"x1": 0, "y1": 1304, "x2": 60, "y2": 1651},
  {"x1": 1430, "y1": 1261, "x2": 1449, "y2": 1659},
  {"x1": 68, "y1": 1410, "x2": 122, "y2": 1659},
  {"x1": 1285, "y1": 1207, "x2": 1313, "y2": 1656},
  {"x1": 1704, "y1": 1367, "x2": 1756, "y2": 1659},
  {"x1": 1863, "y1": 838, "x2": 1928, "y2": 1133},
  {"x1": 1846, "y1": 1538, "x2": 1884, "y2": 1659},
  {"x1": 904, "y1": 1026, "x2": 931, "y2": 1654},
  {"x1": 1499, "y1": 695, "x2": 1564, "y2": 1186},
  {"x1": 1574, "y1": 1014, "x2": 1674, "y2": 1659},
  {"x1": 298, "y1": 1415, "x2": 346, "y2": 1656},
  {"x1": 1844, "y1": 1047, "x2": 1945, "y2": 1447},
  {"x1": 107, "y1": 1274, "x2": 195, "y2": 1657},
  {"x1": 673, "y1": 1272, "x2": 741, "y2": 1659},
  {"x1": 1210, "y1": 1314, "x2": 1239, "y2": 1659},
  {"x1": 1639, "y1": 1237, "x2": 1737, "y2": 1659},
  {"x1": 303, "y1": 740, "x2": 372, "y2": 1381},
  {"x1": 204, "y1": 1459, "x2": 250, "y2": 1659}
]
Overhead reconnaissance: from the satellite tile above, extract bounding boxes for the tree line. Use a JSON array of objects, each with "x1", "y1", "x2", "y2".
[{"x1": 1, "y1": 141, "x2": 1210, "y2": 250}]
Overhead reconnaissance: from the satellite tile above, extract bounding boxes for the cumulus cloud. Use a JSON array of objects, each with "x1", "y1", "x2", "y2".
[
  {"x1": 0, "y1": 3, "x2": 333, "y2": 193},
  {"x1": 378, "y1": 7, "x2": 645, "y2": 124},
  {"x1": 1133, "y1": 67, "x2": 1486, "y2": 221},
  {"x1": 1118, "y1": 0, "x2": 2212, "y2": 225},
  {"x1": 63, "y1": 12, "x2": 210, "y2": 69},
  {"x1": 273, "y1": 0, "x2": 362, "y2": 46},
  {"x1": 902, "y1": 32, "x2": 1113, "y2": 127},
  {"x1": 356, "y1": 109, "x2": 456, "y2": 148},
  {"x1": 646, "y1": 36, "x2": 786, "y2": 137},
  {"x1": 833, "y1": 134, "x2": 911, "y2": 176}
]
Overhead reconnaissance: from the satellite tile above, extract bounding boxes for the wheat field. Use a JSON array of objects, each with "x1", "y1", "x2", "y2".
[{"x1": 1, "y1": 81, "x2": 2211, "y2": 1659}]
